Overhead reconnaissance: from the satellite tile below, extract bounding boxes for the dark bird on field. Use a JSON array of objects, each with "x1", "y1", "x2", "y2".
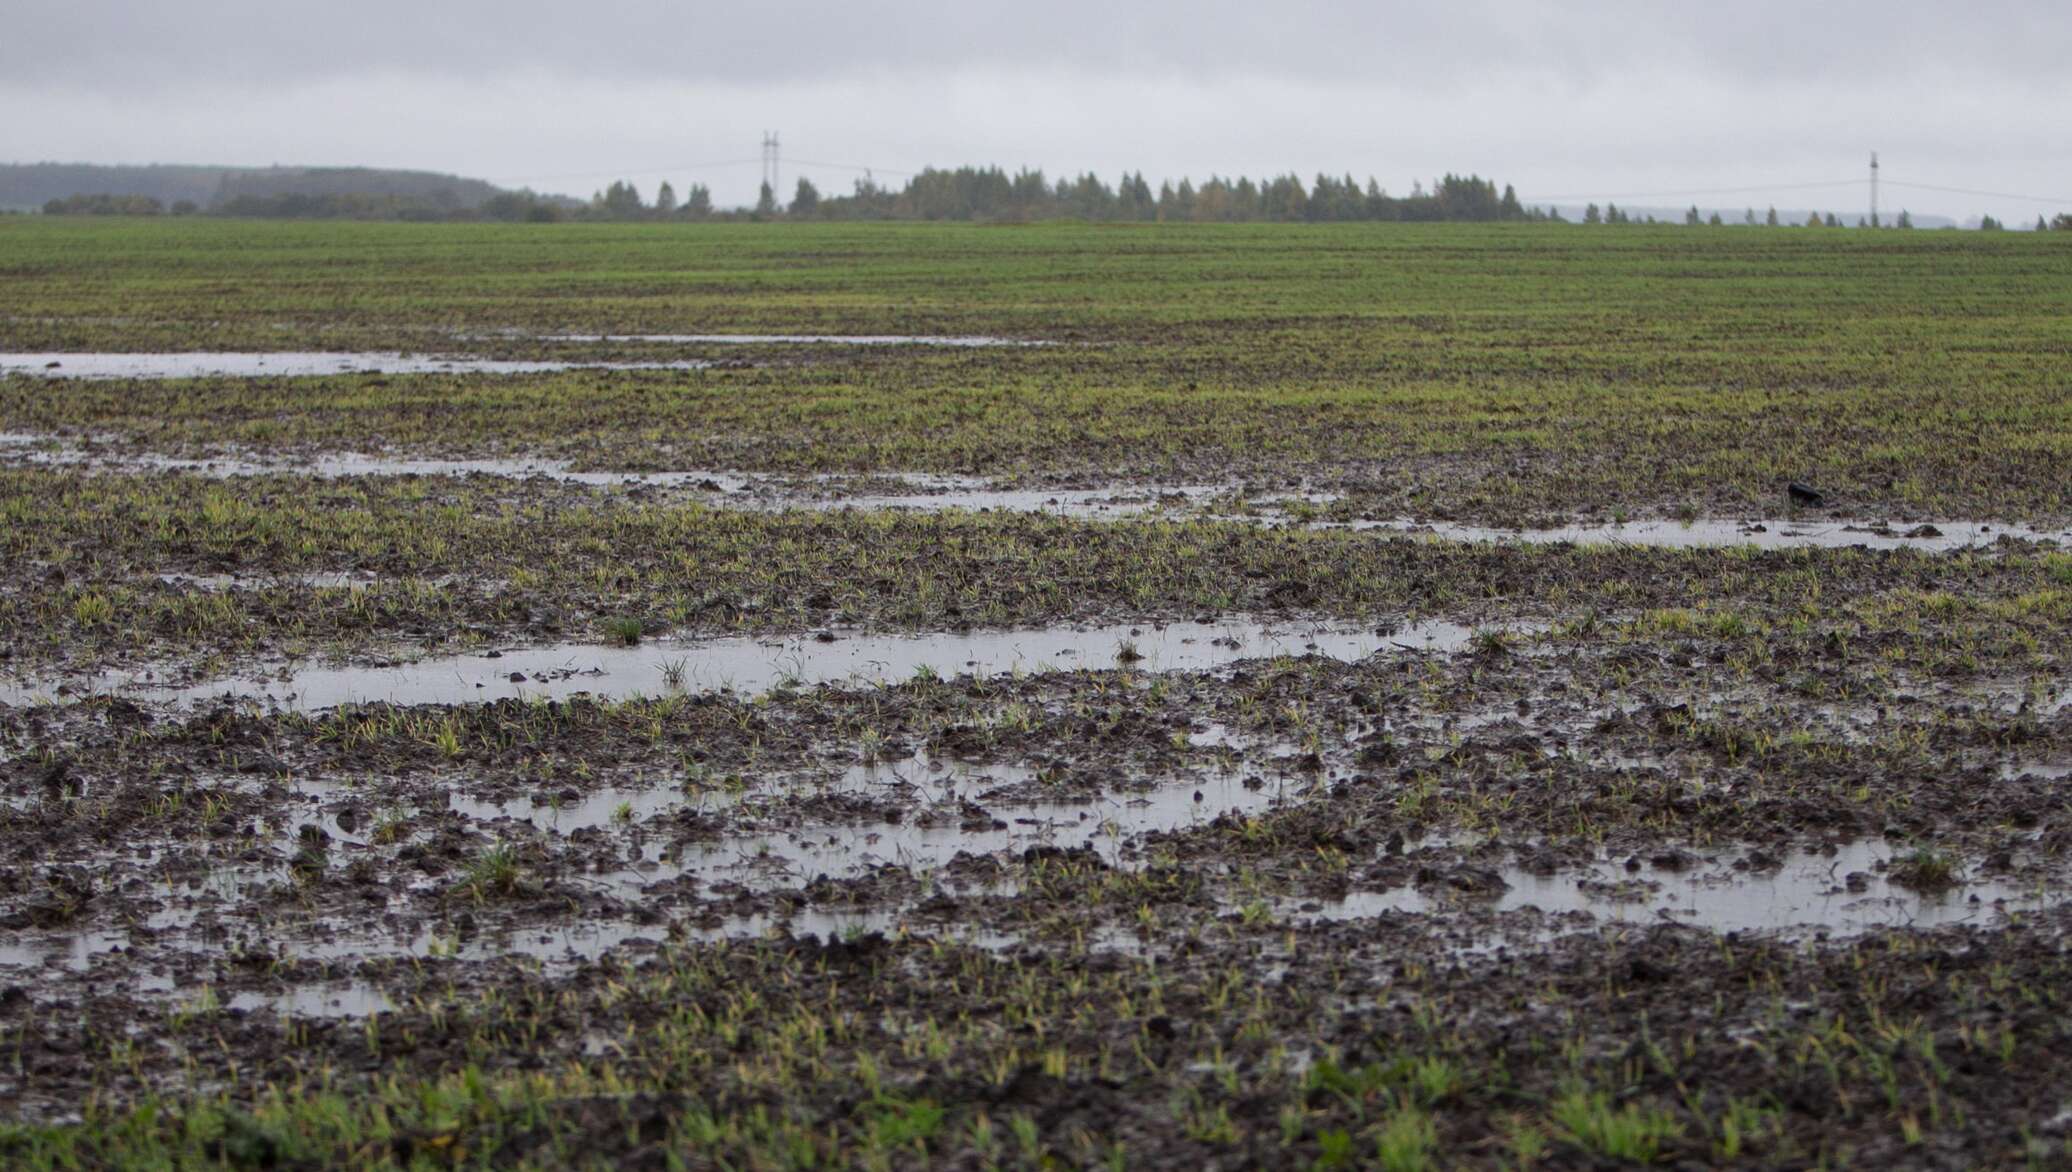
[{"x1": 1788, "y1": 482, "x2": 1827, "y2": 509}]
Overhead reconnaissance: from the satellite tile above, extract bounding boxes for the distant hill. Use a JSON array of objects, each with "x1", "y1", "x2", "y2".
[
  {"x1": 0, "y1": 162, "x2": 524, "y2": 211},
  {"x1": 0, "y1": 163, "x2": 227, "y2": 210}
]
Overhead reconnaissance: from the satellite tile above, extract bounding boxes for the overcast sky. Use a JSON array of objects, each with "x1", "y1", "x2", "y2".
[{"x1": 7, "y1": 1, "x2": 2070, "y2": 218}]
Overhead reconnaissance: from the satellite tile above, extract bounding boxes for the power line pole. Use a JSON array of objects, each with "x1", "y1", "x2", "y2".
[
  {"x1": 1869, "y1": 151, "x2": 1879, "y2": 228},
  {"x1": 761, "y1": 131, "x2": 781, "y2": 198}
]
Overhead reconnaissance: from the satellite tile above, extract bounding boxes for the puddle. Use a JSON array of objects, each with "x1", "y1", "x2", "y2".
[
  {"x1": 2, "y1": 440, "x2": 755, "y2": 490},
  {"x1": 2, "y1": 435, "x2": 1224, "y2": 517},
  {"x1": 227, "y1": 982, "x2": 396, "y2": 1019},
  {"x1": 825, "y1": 485, "x2": 1220, "y2": 519},
  {"x1": 0, "y1": 929, "x2": 132, "y2": 973},
  {"x1": 686, "y1": 908, "x2": 1023, "y2": 950},
  {"x1": 0, "y1": 353, "x2": 718, "y2": 380},
  {"x1": 158, "y1": 570, "x2": 431, "y2": 591},
  {"x1": 678, "y1": 767, "x2": 1290, "y2": 884},
  {"x1": 292, "y1": 920, "x2": 672, "y2": 969},
  {"x1": 449, "y1": 785, "x2": 699, "y2": 834},
  {"x1": 437, "y1": 751, "x2": 1293, "y2": 889},
  {"x1": 834, "y1": 752, "x2": 1043, "y2": 798},
  {"x1": 535, "y1": 334, "x2": 1048, "y2": 348},
  {"x1": 2000, "y1": 761, "x2": 2072, "y2": 782},
  {"x1": 1303, "y1": 841, "x2": 2054, "y2": 938},
  {"x1": 2, "y1": 615, "x2": 1519, "y2": 710},
  {"x1": 445, "y1": 753, "x2": 1044, "y2": 834},
  {"x1": 1327, "y1": 517, "x2": 2069, "y2": 552},
  {"x1": 1, "y1": 435, "x2": 1213, "y2": 512}
]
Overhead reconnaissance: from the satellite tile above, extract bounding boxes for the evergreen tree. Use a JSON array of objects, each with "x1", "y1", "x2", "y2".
[
  {"x1": 1765, "y1": 206, "x2": 1779, "y2": 226},
  {"x1": 683, "y1": 184, "x2": 712, "y2": 219},
  {"x1": 1126, "y1": 172, "x2": 1155, "y2": 219},
  {"x1": 754, "y1": 182, "x2": 778, "y2": 218},
  {"x1": 790, "y1": 177, "x2": 821, "y2": 216},
  {"x1": 654, "y1": 182, "x2": 677, "y2": 216},
  {"x1": 1708, "y1": 212, "x2": 1723, "y2": 226},
  {"x1": 1978, "y1": 215, "x2": 2002, "y2": 231},
  {"x1": 1171, "y1": 178, "x2": 1196, "y2": 221},
  {"x1": 1584, "y1": 203, "x2": 1602, "y2": 224},
  {"x1": 1685, "y1": 205, "x2": 1701, "y2": 225},
  {"x1": 1896, "y1": 209, "x2": 1913, "y2": 229},
  {"x1": 1745, "y1": 207, "x2": 1757, "y2": 225},
  {"x1": 596, "y1": 180, "x2": 645, "y2": 218}
]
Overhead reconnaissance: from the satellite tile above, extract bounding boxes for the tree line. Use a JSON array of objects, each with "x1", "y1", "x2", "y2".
[
  {"x1": 29, "y1": 163, "x2": 2072, "y2": 230},
  {"x1": 590, "y1": 169, "x2": 1544, "y2": 223},
  {"x1": 573, "y1": 170, "x2": 2072, "y2": 230}
]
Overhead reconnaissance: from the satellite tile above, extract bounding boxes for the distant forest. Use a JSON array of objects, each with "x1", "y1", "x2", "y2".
[
  {"x1": 590, "y1": 170, "x2": 1542, "y2": 223},
  {"x1": 10, "y1": 162, "x2": 1541, "y2": 224},
  {"x1": 811, "y1": 170, "x2": 1531, "y2": 222},
  {"x1": 572, "y1": 171, "x2": 2069, "y2": 229},
  {"x1": 11, "y1": 161, "x2": 2069, "y2": 229}
]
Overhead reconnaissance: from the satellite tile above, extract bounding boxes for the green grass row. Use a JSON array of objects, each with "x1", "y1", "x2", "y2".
[
  {"x1": 3, "y1": 219, "x2": 2069, "y2": 520},
  {"x1": 3, "y1": 926, "x2": 2066, "y2": 1168}
]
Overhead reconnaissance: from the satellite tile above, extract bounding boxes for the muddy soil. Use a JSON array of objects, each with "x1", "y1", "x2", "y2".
[
  {"x1": 9, "y1": 432, "x2": 2071, "y2": 547},
  {"x1": 0, "y1": 446, "x2": 2068, "y2": 1166},
  {"x1": 3, "y1": 588, "x2": 2068, "y2": 1161}
]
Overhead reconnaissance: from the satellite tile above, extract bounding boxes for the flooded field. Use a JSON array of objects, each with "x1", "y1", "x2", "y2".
[
  {"x1": 0, "y1": 352, "x2": 719, "y2": 379},
  {"x1": 0, "y1": 615, "x2": 1509, "y2": 708},
  {"x1": 1, "y1": 219, "x2": 2068, "y2": 1166},
  {"x1": 9, "y1": 433, "x2": 2065, "y2": 550},
  {"x1": 529, "y1": 333, "x2": 1050, "y2": 347},
  {"x1": 1324, "y1": 514, "x2": 2071, "y2": 552}
]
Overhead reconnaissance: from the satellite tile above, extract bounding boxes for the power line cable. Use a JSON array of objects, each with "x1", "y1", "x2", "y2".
[
  {"x1": 1882, "y1": 179, "x2": 2071, "y2": 206},
  {"x1": 491, "y1": 157, "x2": 764, "y2": 185},
  {"x1": 786, "y1": 157, "x2": 920, "y2": 178},
  {"x1": 1520, "y1": 179, "x2": 1862, "y2": 203},
  {"x1": 493, "y1": 155, "x2": 921, "y2": 190}
]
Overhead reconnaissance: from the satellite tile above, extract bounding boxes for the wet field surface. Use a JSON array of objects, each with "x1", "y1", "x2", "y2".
[
  {"x1": 4, "y1": 420, "x2": 2071, "y2": 1163},
  {"x1": 0, "y1": 616, "x2": 1514, "y2": 708},
  {"x1": 3, "y1": 225, "x2": 2071, "y2": 1163},
  {"x1": 5, "y1": 514, "x2": 2069, "y2": 1156},
  {"x1": 0, "y1": 352, "x2": 722, "y2": 379},
  {"x1": 7, "y1": 432, "x2": 2066, "y2": 549}
]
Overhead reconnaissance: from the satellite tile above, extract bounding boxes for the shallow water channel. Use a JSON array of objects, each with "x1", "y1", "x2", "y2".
[
  {"x1": 0, "y1": 615, "x2": 1511, "y2": 709},
  {"x1": 5, "y1": 432, "x2": 2063, "y2": 547},
  {"x1": 0, "y1": 352, "x2": 715, "y2": 379},
  {"x1": 1298, "y1": 840, "x2": 2051, "y2": 939},
  {"x1": 1326, "y1": 516, "x2": 2069, "y2": 553},
  {"x1": 534, "y1": 333, "x2": 1047, "y2": 347}
]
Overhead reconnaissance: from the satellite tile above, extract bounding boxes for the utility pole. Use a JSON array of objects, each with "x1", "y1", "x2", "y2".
[
  {"x1": 1869, "y1": 151, "x2": 1879, "y2": 228},
  {"x1": 762, "y1": 131, "x2": 781, "y2": 199}
]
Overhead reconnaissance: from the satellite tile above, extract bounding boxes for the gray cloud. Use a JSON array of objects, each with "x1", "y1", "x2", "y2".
[
  {"x1": 6, "y1": 2, "x2": 2070, "y2": 218},
  {"x1": 9, "y1": 1, "x2": 2070, "y2": 88}
]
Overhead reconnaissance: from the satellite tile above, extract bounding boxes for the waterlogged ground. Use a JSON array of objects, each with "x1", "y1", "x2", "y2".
[{"x1": 0, "y1": 221, "x2": 2070, "y2": 1168}]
